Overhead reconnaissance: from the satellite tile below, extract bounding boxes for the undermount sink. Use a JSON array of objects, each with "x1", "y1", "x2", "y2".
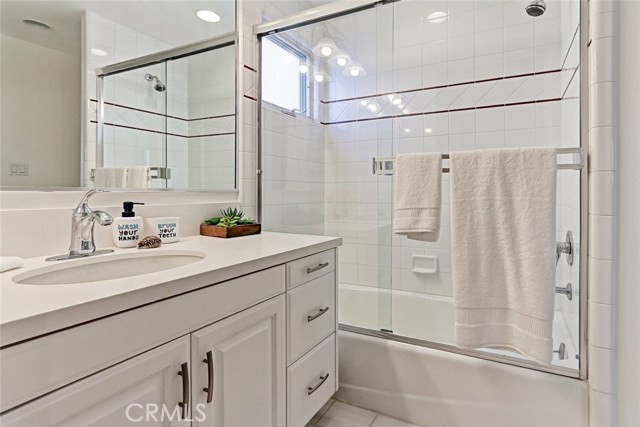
[{"x1": 13, "y1": 250, "x2": 206, "y2": 285}]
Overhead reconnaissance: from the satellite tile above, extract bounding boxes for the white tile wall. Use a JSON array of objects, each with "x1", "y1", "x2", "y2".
[
  {"x1": 587, "y1": 1, "x2": 618, "y2": 423},
  {"x1": 262, "y1": 107, "x2": 325, "y2": 235}
]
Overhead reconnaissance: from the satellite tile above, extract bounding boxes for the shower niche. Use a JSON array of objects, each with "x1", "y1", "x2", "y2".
[{"x1": 94, "y1": 38, "x2": 237, "y2": 190}]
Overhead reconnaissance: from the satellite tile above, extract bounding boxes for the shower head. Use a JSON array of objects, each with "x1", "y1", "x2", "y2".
[
  {"x1": 525, "y1": 0, "x2": 547, "y2": 17},
  {"x1": 144, "y1": 73, "x2": 166, "y2": 92}
]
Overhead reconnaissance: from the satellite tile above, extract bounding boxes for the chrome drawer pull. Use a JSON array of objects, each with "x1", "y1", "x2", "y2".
[
  {"x1": 307, "y1": 373, "x2": 330, "y2": 396},
  {"x1": 307, "y1": 262, "x2": 329, "y2": 274},
  {"x1": 307, "y1": 307, "x2": 330, "y2": 322}
]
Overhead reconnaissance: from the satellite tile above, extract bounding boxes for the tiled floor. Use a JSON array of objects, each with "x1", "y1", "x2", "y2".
[{"x1": 308, "y1": 400, "x2": 423, "y2": 427}]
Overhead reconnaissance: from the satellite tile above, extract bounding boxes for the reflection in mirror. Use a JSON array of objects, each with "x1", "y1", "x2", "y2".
[
  {"x1": 94, "y1": 40, "x2": 236, "y2": 190},
  {"x1": 0, "y1": 0, "x2": 237, "y2": 190}
]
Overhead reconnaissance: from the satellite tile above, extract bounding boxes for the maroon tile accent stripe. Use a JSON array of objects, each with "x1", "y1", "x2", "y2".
[
  {"x1": 561, "y1": 65, "x2": 580, "y2": 100},
  {"x1": 244, "y1": 65, "x2": 257, "y2": 72},
  {"x1": 90, "y1": 120, "x2": 234, "y2": 139},
  {"x1": 320, "y1": 69, "x2": 563, "y2": 105},
  {"x1": 320, "y1": 97, "x2": 563, "y2": 126},
  {"x1": 89, "y1": 99, "x2": 234, "y2": 122}
]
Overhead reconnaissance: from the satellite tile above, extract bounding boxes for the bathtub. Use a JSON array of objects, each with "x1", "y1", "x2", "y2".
[{"x1": 336, "y1": 284, "x2": 588, "y2": 427}]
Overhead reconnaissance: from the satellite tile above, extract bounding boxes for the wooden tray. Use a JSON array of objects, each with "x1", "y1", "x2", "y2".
[{"x1": 200, "y1": 223, "x2": 261, "y2": 238}]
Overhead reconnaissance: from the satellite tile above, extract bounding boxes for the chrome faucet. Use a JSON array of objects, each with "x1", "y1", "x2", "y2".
[{"x1": 46, "y1": 189, "x2": 115, "y2": 261}]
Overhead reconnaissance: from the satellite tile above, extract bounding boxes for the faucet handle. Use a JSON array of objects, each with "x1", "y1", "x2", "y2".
[{"x1": 75, "y1": 189, "x2": 108, "y2": 210}]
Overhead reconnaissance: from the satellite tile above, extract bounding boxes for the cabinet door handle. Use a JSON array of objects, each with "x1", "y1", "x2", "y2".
[
  {"x1": 307, "y1": 262, "x2": 329, "y2": 274},
  {"x1": 177, "y1": 362, "x2": 189, "y2": 419},
  {"x1": 307, "y1": 373, "x2": 330, "y2": 396},
  {"x1": 307, "y1": 306, "x2": 330, "y2": 322},
  {"x1": 203, "y1": 350, "x2": 214, "y2": 404}
]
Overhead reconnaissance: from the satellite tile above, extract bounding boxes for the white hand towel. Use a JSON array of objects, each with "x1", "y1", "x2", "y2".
[
  {"x1": 393, "y1": 153, "x2": 442, "y2": 242},
  {"x1": 93, "y1": 168, "x2": 127, "y2": 187},
  {"x1": 450, "y1": 147, "x2": 557, "y2": 365},
  {"x1": 126, "y1": 167, "x2": 151, "y2": 188},
  {"x1": 0, "y1": 256, "x2": 24, "y2": 273}
]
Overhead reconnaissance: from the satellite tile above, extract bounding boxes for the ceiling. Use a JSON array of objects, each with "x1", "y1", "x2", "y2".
[{"x1": 0, "y1": 0, "x2": 236, "y2": 56}]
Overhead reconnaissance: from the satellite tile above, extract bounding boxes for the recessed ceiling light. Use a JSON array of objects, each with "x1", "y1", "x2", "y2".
[
  {"x1": 22, "y1": 19, "x2": 51, "y2": 30},
  {"x1": 298, "y1": 64, "x2": 309, "y2": 74},
  {"x1": 196, "y1": 10, "x2": 221, "y2": 23},
  {"x1": 91, "y1": 48, "x2": 108, "y2": 57},
  {"x1": 426, "y1": 11, "x2": 448, "y2": 23}
]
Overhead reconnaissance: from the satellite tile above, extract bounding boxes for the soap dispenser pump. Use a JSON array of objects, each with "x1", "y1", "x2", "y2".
[{"x1": 112, "y1": 201, "x2": 145, "y2": 248}]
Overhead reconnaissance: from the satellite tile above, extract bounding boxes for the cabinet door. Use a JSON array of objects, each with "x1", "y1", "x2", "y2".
[
  {"x1": 191, "y1": 296, "x2": 286, "y2": 427},
  {"x1": 1, "y1": 337, "x2": 190, "y2": 427}
]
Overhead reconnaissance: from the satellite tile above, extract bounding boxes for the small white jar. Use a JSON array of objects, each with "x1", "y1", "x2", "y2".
[{"x1": 145, "y1": 217, "x2": 180, "y2": 243}]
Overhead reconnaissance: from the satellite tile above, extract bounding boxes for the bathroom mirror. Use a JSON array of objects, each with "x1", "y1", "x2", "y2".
[{"x1": 0, "y1": 0, "x2": 237, "y2": 190}]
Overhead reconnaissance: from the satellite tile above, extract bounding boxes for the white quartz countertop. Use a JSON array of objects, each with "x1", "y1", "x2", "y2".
[{"x1": 0, "y1": 232, "x2": 341, "y2": 347}]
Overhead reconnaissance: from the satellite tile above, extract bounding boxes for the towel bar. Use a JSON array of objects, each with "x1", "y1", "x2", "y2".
[
  {"x1": 372, "y1": 147, "x2": 584, "y2": 175},
  {"x1": 90, "y1": 166, "x2": 171, "y2": 181}
]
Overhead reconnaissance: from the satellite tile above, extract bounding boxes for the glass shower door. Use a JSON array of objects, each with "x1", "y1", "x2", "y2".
[
  {"x1": 382, "y1": 0, "x2": 582, "y2": 372},
  {"x1": 259, "y1": 3, "x2": 396, "y2": 334}
]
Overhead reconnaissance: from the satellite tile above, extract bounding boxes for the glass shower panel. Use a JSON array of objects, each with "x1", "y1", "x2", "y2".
[
  {"x1": 166, "y1": 46, "x2": 237, "y2": 190},
  {"x1": 384, "y1": 0, "x2": 581, "y2": 371},
  {"x1": 101, "y1": 63, "x2": 167, "y2": 188},
  {"x1": 260, "y1": 5, "x2": 396, "y2": 332}
]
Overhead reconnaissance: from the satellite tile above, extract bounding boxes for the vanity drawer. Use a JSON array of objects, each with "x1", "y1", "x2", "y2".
[
  {"x1": 287, "y1": 249, "x2": 335, "y2": 290},
  {"x1": 287, "y1": 272, "x2": 335, "y2": 365},
  {"x1": 287, "y1": 334, "x2": 336, "y2": 427}
]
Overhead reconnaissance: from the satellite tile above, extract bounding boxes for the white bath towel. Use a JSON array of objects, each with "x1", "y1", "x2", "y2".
[
  {"x1": 393, "y1": 153, "x2": 442, "y2": 242},
  {"x1": 126, "y1": 167, "x2": 151, "y2": 188},
  {"x1": 450, "y1": 147, "x2": 557, "y2": 365},
  {"x1": 93, "y1": 168, "x2": 127, "y2": 187},
  {"x1": 0, "y1": 257, "x2": 24, "y2": 273}
]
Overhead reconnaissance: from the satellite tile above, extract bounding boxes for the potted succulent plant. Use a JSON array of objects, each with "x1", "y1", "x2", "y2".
[{"x1": 200, "y1": 208, "x2": 261, "y2": 238}]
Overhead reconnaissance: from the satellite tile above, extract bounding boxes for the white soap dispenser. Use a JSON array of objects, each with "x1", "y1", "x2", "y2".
[{"x1": 112, "y1": 201, "x2": 144, "y2": 248}]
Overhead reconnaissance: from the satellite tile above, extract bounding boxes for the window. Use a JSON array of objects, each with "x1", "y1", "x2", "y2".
[{"x1": 262, "y1": 37, "x2": 308, "y2": 115}]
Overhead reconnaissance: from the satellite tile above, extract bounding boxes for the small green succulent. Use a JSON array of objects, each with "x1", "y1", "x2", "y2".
[{"x1": 205, "y1": 208, "x2": 256, "y2": 227}]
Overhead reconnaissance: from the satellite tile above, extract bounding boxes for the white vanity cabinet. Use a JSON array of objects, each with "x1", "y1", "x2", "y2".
[
  {"x1": 191, "y1": 296, "x2": 286, "y2": 427},
  {"x1": 285, "y1": 250, "x2": 338, "y2": 427},
  {"x1": 0, "y1": 244, "x2": 339, "y2": 427},
  {"x1": 2, "y1": 336, "x2": 191, "y2": 427}
]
